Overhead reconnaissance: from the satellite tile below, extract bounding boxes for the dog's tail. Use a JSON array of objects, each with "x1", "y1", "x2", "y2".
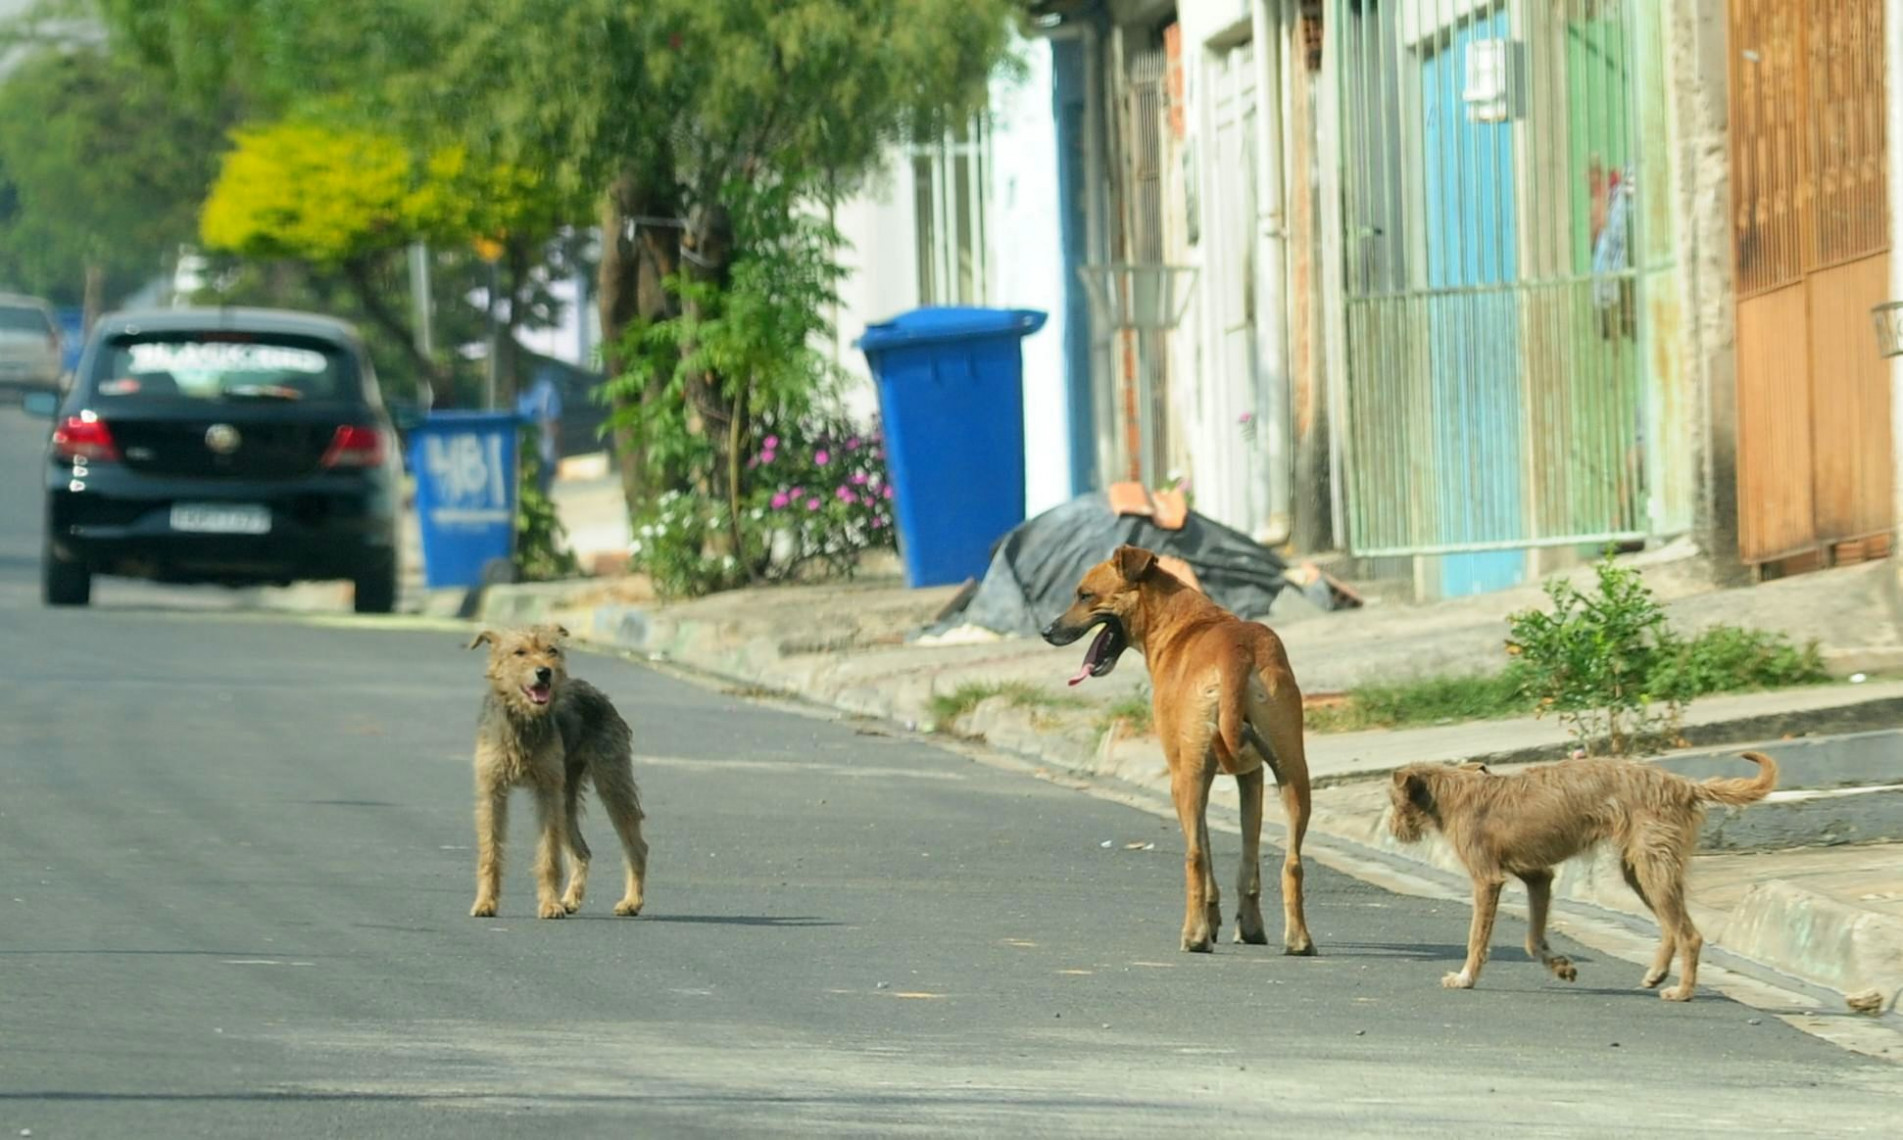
[{"x1": 1692, "y1": 751, "x2": 1778, "y2": 806}]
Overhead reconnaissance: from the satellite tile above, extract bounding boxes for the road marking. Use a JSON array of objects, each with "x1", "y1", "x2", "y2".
[{"x1": 639, "y1": 754, "x2": 964, "y2": 781}]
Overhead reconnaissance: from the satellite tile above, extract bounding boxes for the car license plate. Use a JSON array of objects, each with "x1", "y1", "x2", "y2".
[{"x1": 170, "y1": 503, "x2": 271, "y2": 535}]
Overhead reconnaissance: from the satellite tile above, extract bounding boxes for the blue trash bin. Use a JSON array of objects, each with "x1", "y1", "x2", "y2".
[
  {"x1": 857, "y1": 307, "x2": 1046, "y2": 588},
  {"x1": 409, "y1": 410, "x2": 521, "y2": 590}
]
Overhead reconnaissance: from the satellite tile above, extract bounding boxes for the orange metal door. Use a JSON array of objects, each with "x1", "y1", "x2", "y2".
[{"x1": 1729, "y1": 0, "x2": 1895, "y2": 566}]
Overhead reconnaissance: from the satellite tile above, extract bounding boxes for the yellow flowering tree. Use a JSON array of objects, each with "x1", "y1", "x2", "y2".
[{"x1": 200, "y1": 121, "x2": 563, "y2": 402}]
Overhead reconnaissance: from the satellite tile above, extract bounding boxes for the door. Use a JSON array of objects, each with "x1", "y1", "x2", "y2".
[
  {"x1": 1421, "y1": 7, "x2": 1526, "y2": 596},
  {"x1": 1730, "y1": 0, "x2": 1895, "y2": 567}
]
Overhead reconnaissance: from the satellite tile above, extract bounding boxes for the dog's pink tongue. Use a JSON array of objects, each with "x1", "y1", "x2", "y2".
[{"x1": 1067, "y1": 661, "x2": 1093, "y2": 687}]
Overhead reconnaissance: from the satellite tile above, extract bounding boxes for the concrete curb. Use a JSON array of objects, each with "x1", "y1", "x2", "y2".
[{"x1": 1721, "y1": 881, "x2": 1903, "y2": 1012}]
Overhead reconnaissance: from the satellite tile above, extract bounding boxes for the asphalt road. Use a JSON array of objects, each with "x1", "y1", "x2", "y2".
[{"x1": 1, "y1": 405, "x2": 1898, "y2": 1138}]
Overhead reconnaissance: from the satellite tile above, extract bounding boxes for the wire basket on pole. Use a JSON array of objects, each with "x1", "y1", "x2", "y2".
[
  {"x1": 1871, "y1": 300, "x2": 1903, "y2": 358},
  {"x1": 1078, "y1": 263, "x2": 1198, "y2": 486}
]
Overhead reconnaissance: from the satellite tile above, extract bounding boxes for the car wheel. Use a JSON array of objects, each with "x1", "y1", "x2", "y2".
[
  {"x1": 353, "y1": 558, "x2": 398, "y2": 615},
  {"x1": 43, "y1": 542, "x2": 91, "y2": 607}
]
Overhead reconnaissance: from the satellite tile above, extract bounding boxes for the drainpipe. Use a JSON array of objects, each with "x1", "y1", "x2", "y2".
[
  {"x1": 1251, "y1": 0, "x2": 1293, "y2": 545},
  {"x1": 1889, "y1": 0, "x2": 1903, "y2": 554},
  {"x1": 1032, "y1": 13, "x2": 1109, "y2": 493}
]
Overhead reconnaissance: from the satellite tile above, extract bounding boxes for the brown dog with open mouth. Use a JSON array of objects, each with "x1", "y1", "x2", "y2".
[{"x1": 1043, "y1": 545, "x2": 1314, "y2": 955}]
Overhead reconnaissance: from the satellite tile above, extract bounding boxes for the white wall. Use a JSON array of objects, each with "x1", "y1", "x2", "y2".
[
  {"x1": 826, "y1": 32, "x2": 1072, "y2": 519},
  {"x1": 986, "y1": 35, "x2": 1071, "y2": 517}
]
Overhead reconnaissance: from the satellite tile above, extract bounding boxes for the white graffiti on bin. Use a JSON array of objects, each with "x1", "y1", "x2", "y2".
[{"x1": 421, "y1": 432, "x2": 511, "y2": 526}]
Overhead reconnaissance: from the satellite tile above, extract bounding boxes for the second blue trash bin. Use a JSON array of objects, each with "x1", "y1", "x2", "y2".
[
  {"x1": 409, "y1": 410, "x2": 521, "y2": 590},
  {"x1": 857, "y1": 307, "x2": 1047, "y2": 588}
]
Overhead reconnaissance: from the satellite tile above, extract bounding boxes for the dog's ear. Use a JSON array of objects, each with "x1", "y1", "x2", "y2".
[
  {"x1": 466, "y1": 629, "x2": 496, "y2": 651},
  {"x1": 1401, "y1": 771, "x2": 1435, "y2": 813},
  {"x1": 1115, "y1": 545, "x2": 1157, "y2": 583},
  {"x1": 537, "y1": 623, "x2": 571, "y2": 643}
]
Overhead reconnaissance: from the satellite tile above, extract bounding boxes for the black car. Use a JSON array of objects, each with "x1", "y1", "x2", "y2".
[{"x1": 25, "y1": 308, "x2": 407, "y2": 612}]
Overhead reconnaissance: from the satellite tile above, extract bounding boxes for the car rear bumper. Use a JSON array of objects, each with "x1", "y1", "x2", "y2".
[{"x1": 47, "y1": 468, "x2": 399, "y2": 584}]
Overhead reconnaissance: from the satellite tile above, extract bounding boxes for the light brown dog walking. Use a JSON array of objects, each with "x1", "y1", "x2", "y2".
[
  {"x1": 1387, "y1": 752, "x2": 1778, "y2": 1000},
  {"x1": 1044, "y1": 545, "x2": 1315, "y2": 955},
  {"x1": 467, "y1": 625, "x2": 648, "y2": 920}
]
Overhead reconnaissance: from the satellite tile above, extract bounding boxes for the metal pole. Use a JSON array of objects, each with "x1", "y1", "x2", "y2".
[
  {"x1": 484, "y1": 258, "x2": 500, "y2": 411},
  {"x1": 407, "y1": 242, "x2": 435, "y2": 359}
]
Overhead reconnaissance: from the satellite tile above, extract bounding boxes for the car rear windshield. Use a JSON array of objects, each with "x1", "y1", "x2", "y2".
[
  {"x1": 89, "y1": 333, "x2": 360, "y2": 404},
  {"x1": 0, "y1": 306, "x2": 52, "y2": 334}
]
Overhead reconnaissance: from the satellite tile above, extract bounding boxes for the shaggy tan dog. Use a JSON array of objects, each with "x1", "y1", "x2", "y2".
[
  {"x1": 467, "y1": 625, "x2": 648, "y2": 920},
  {"x1": 1388, "y1": 752, "x2": 1777, "y2": 1000}
]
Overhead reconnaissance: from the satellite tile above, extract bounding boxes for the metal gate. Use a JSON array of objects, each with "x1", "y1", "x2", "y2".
[
  {"x1": 1335, "y1": 0, "x2": 1659, "y2": 594},
  {"x1": 1729, "y1": 0, "x2": 1895, "y2": 567}
]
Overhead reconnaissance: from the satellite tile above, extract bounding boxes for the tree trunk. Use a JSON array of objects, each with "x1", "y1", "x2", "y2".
[
  {"x1": 678, "y1": 201, "x2": 737, "y2": 556},
  {"x1": 81, "y1": 260, "x2": 104, "y2": 338},
  {"x1": 597, "y1": 166, "x2": 682, "y2": 509},
  {"x1": 340, "y1": 255, "x2": 445, "y2": 408},
  {"x1": 499, "y1": 236, "x2": 536, "y2": 409}
]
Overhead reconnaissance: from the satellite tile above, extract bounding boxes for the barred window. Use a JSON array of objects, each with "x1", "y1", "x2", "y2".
[{"x1": 910, "y1": 117, "x2": 990, "y2": 305}]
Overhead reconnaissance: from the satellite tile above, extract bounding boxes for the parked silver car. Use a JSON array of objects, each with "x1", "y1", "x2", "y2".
[{"x1": 0, "y1": 292, "x2": 64, "y2": 395}]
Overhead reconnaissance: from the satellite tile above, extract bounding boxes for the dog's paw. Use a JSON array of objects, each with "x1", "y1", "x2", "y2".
[
  {"x1": 1550, "y1": 957, "x2": 1578, "y2": 983},
  {"x1": 560, "y1": 895, "x2": 583, "y2": 915},
  {"x1": 470, "y1": 898, "x2": 498, "y2": 918},
  {"x1": 1181, "y1": 931, "x2": 1215, "y2": 954},
  {"x1": 1640, "y1": 969, "x2": 1668, "y2": 989},
  {"x1": 1234, "y1": 925, "x2": 1269, "y2": 946},
  {"x1": 613, "y1": 898, "x2": 643, "y2": 917},
  {"x1": 1283, "y1": 939, "x2": 1318, "y2": 957},
  {"x1": 536, "y1": 900, "x2": 568, "y2": 920},
  {"x1": 1441, "y1": 970, "x2": 1475, "y2": 990},
  {"x1": 1660, "y1": 984, "x2": 1695, "y2": 1002}
]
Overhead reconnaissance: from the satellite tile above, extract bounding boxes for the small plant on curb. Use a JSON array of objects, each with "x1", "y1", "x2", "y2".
[
  {"x1": 1651, "y1": 625, "x2": 1829, "y2": 702},
  {"x1": 1503, "y1": 554, "x2": 1828, "y2": 756},
  {"x1": 515, "y1": 433, "x2": 579, "y2": 583},
  {"x1": 1505, "y1": 555, "x2": 1679, "y2": 756}
]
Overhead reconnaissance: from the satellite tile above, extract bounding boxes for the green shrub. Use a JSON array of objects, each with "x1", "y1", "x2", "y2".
[
  {"x1": 1505, "y1": 555, "x2": 1675, "y2": 755},
  {"x1": 514, "y1": 431, "x2": 579, "y2": 582},
  {"x1": 1506, "y1": 554, "x2": 1830, "y2": 755}
]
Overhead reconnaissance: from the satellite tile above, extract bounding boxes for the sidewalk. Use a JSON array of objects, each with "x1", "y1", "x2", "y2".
[{"x1": 451, "y1": 474, "x2": 1903, "y2": 1015}]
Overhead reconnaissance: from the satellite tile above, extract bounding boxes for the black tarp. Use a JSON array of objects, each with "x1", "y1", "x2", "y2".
[{"x1": 925, "y1": 491, "x2": 1292, "y2": 638}]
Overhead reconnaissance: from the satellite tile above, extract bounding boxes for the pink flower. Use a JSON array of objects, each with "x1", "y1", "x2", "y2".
[
  {"x1": 881, "y1": 485, "x2": 893, "y2": 500},
  {"x1": 805, "y1": 498, "x2": 821, "y2": 511},
  {"x1": 846, "y1": 436, "x2": 861, "y2": 451},
  {"x1": 815, "y1": 449, "x2": 830, "y2": 466},
  {"x1": 770, "y1": 492, "x2": 789, "y2": 509},
  {"x1": 859, "y1": 493, "x2": 877, "y2": 507},
  {"x1": 790, "y1": 486, "x2": 804, "y2": 498},
  {"x1": 850, "y1": 472, "x2": 868, "y2": 486},
  {"x1": 835, "y1": 485, "x2": 855, "y2": 502},
  {"x1": 870, "y1": 517, "x2": 887, "y2": 529},
  {"x1": 763, "y1": 435, "x2": 779, "y2": 449}
]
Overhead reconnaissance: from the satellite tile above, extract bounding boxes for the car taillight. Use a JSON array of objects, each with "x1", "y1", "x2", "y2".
[
  {"x1": 321, "y1": 424, "x2": 384, "y2": 468},
  {"x1": 52, "y1": 412, "x2": 119, "y2": 463}
]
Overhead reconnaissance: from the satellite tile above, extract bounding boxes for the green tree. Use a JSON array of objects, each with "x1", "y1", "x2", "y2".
[
  {"x1": 411, "y1": 0, "x2": 1020, "y2": 508},
  {"x1": 198, "y1": 120, "x2": 575, "y2": 405},
  {"x1": 0, "y1": 46, "x2": 226, "y2": 322}
]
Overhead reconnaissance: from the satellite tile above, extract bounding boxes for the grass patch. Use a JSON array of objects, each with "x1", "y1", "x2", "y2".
[
  {"x1": 928, "y1": 680, "x2": 1086, "y2": 728},
  {"x1": 1306, "y1": 672, "x2": 1532, "y2": 735},
  {"x1": 1097, "y1": 692, "x2": 1155, "y2": 736}
]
